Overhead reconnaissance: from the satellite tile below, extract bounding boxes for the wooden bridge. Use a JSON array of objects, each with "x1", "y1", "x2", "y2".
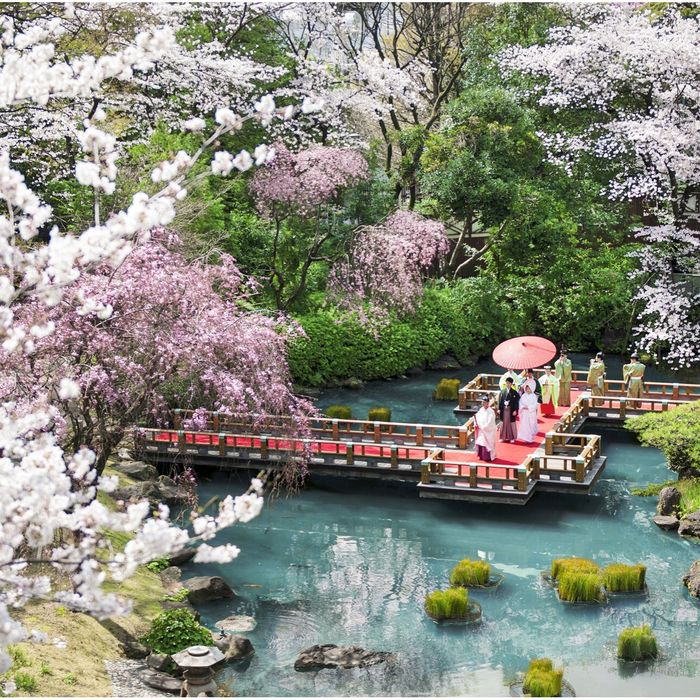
[{"x1": 136, "y1": 375, "x2": 699, "y2": 506}]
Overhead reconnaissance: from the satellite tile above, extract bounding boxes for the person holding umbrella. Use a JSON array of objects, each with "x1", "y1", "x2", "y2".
[{"x1": 474, "y1": 395, "x2": 498, "y2": 462}]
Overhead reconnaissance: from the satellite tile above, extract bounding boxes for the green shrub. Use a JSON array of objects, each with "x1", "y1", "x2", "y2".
[
  {"x1": 326, "y1": 405, "x2": 353, "y2": 420},
  {"x1": 450, "y1": 558, "x2": 490, "y2": 586},
  {"x1": 13, "y1": 672, "x2": 38, "y2": 693},
  {"x1": 8, "y1": 645, "x2": 30, "y2": 668},
  {"x1": 140, "y1": 609, "x2": 213, "y2": 655},
  {"x1": 603, "y1": 563, "x2": 646, "y2": 592},
  {"x1": 146, "y1": 557, "x2": 170, "y2": 573},
  {"x1": 368, "y1": 406, "x2": 391, "y2": 422},
  {"x1": 62, "y1": 673, "x2": 78, "y2": 686},
  {"x1": 424, "y1": 587, "x2": 469, "y2": 621},
  {"x1": 163, "y1": 588, "x2": 190, "y2": 603},
  {"x1": 40, "y1": 662, "x2": 52, "y2": 676},
  {"x1": 551, "y1": 557, "x2": 599, "y2": 580},
  {"x1": 557, "y1": 571, "x2": 603, "y2": 603},
  {"x1": 523, "y1": 658, "x2": 563, "y2": 697},
  {"x1": 617, "y1": 625, "x2": 658, "y2": 661},
  {"x1": 434, "y1": 378, "x2": 461, "y2": 401}
]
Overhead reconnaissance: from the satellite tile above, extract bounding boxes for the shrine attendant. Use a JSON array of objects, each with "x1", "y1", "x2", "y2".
[
  {"x1": 517, "y1": 384, "x2": 539, "y2": 444},
  {"x1": 499, "y1": 368, "x2": 520, "y2": 391},
  {"x1": 474, "y1": 395, "x2": 498, "y2": 462},
  {"x1": 539, "y1": 366, "x2": 557, "y2": 417},
  {"x1": 586, "y1": 352, "x2": 606, "y2": 407},
  {"x1": 498, "y1": 377, "x2": 520, "y2": 443},
  {"x1": 623, "y1": 352, "x2": 646, "y2": 408},
  {"x1": 554, "y1": 350, "x2": 573, "y2": 407}
]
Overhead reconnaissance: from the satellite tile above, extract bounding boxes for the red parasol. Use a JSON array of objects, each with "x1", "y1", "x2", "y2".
[{"x1": 492, "y1": 336, "x2": 557, "y2": 370}]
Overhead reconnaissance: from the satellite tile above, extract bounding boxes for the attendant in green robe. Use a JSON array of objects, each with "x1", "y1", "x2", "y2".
[
  {"x1": 623, "y1": 352, "x2": 646, "y2": 408},
  {"x1": 586, "y1": 352, "x2": 606, "y2": 407},
  {"x1": 554, "y1": 350, "x2": 573, "y2": 406}
]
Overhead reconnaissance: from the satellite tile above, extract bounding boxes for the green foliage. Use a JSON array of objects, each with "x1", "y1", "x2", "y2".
[
  {"x1": 523, "y1": 658, "x2": 564, "y2": 697},
  {"x1": 56, "y1": 605, "x2": 66, "y2": 616},
  {"x1": 631, "y1": 478, "x2": 700, "y2": 516},
  {"x1": 424, "y1": 588, "x2": 470, "y2": 621},
  {"x1": 557, "y1": 571, "x2": 603, "y2": 603},
  {"x1": 8, "y1": 646, "x2": 30, "y2": 668},
  {"x1": 13, "y1": 672, "x2": 38, "y2": 693},
  {"x1": 617, "y1": 625, "x2": 658, "y2": 661},
  {"x1": 450, "y1": 559, "x2": 491, "y2": 586},
  {"x1": 62, "y1": 673, "x2": 78, "y2": 686},
  {"x1": 326, "y1": 405, "x2": 353, "y2": 420},
  {"x1": 435, "y1": 378, "x2": 461, "y2": 401},
  {"x1": 603, "y1": 564, "x2": 646, "y2": 592},
  {"x1": 146, "y1": 557, "x2": 171, "y2": 574},
  {"x1": 368, "y1": 407, "x2": 391, "y2": 422},
  {"x1": 626, "y1": 402, "x2": 700, "y2": 477},
  {"x1": 141, "y1": 609, "x2": 213, "y2": 655},
  {"x1": 163, "y1": 588, "x2": 190, "y2": 603},
  {"x1": 630, "y1": 481, "x2": 674, "y2": 497},
  {"x1": 39, "y1": 663, "x2": 52, "y2": 676},
  {"x1": 551, "y1": 557, "x2": 599, "y2": 580}
]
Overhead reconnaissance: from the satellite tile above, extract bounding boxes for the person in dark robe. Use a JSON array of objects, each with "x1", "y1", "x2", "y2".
[
  {"x1": 498, "y1": 377, "x2": 520, "y2": 443},
  {"x1": 519, "y1": 368, "x2": 542, "y2": 403}
]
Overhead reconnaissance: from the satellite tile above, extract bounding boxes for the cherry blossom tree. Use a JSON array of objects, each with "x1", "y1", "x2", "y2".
[
  {"x1": 327, "y1": 210, "x2": 449, "y2": 322},
  {"x1": 500, "y1": 4, "x2": 700, "y2": 367},
  {"x1": 0, "y1": 5, "x2": 318, "y2": 673},
  {"x1": 250, "y1": 142, "x2": 370, "y2": 309}
]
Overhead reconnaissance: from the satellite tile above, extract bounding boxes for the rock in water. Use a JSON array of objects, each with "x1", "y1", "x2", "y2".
[
  {"x1": 656, "y1": 486, "x2": 682, "y2": 516},
  {"x1": 430, "y1": 354, "x2": 461, "y2": 370},
  {"x1": 169, "y1": 547, "x2": 196, "y2": 566},
  {"x1": 182, "y1": 576, "x2": 235, "y2": 604},
  {"x1": 215, "y1": 615, "x2": 257, "y2": 632},
  {"x1": 116, "y1": 460, "x2": 158, "y2": 482},
  {"x1": 678, "y1": 510, "x2": 700, "y2": 539},
  {"x1": 210, "y1": 632, "x2": 255, "y2": 660},
  {"x1": 683, "y1": 560, "x2": 700, "y2": 599},
  {"x1": 294, "y1": 644, "x2": 395, "y2": 671},
  {"x1": 653, "y1": 515, "x2": 680, "y2": 530}
]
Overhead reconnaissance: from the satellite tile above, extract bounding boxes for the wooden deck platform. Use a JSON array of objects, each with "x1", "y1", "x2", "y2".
[{"x1": 136, "y1": 375, "x2": 697, "y2": 506}]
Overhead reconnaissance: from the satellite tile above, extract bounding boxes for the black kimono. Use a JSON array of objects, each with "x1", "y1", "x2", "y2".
[{"x1": 498, "y1": 388, "x2": 520, "y2": 442}]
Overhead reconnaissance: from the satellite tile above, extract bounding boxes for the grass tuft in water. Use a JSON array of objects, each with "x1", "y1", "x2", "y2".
[
  {"x1": 424, "y1": 587, "x2": 469, "y2": 620},
  {"x1": 450, "y1": 558, "x2": 490, "y2": 586},
  {"x1": 368, "y1": 406, "x2": 391, "y2": 422},
  {"x1": 551, "y1": 557, "x2": 599, "y2": 580},
  {"x1": 557, "y1": 571, "x2": 603, "y2": 602},
  {"x1": 326, "y1": 405, "x2": 352, "y2": 420},
  {"x1": 617, "y1": 625, "x2": 658, "y2": 661},
  {"x1": 434, "y1": 378, "x2": 460, "y2": 401},
  {"x1": 603, "y1": 563, "x2": 646, "y2": 592},
  {"x1": 523, "y1": 658, "x2": 563, "y2": 697}
]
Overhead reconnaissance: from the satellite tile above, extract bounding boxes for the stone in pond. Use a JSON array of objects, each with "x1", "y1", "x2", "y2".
[
  {"x1": 430, "y1": 354, "x2": 461, "y2": 370},
  {"x1": 215, "y1": 615, "x2": 257, "y2": 632},
  {"x1": 168, "y1": 547, "x2": 196, "y2": 566},
  {"x1": 294, "y1": 644, "x2": 395, "y2": 671},
  {"x1": 139, "y1": 668, "x2": 181, "y2": 693},
  {"x1": 210, "y1": 631, "x2": 255, "y2": 660},
  {"x1": 182, "y1": 576, "x2": 235, "y2": 604},
  {"x1": 678, "y1": 510, "x2": 700, "y2": 539},
  {"x1": 656, "y1": 486, "x2": 682, "y2": 516},
  {"x1": 116, "y1": 460, "x2": 157, "y2": 482},
  {"x1": 682, "y1": 560, "x2": 700, "y2": 599},
  {"x1": 653, "y1": 514, "x2": 680, "y2": 530}
]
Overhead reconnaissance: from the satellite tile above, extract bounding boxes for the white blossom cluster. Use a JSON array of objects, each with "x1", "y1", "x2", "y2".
[{"x1": 0, "y1": 5, "x2": 302, "y2": 675}]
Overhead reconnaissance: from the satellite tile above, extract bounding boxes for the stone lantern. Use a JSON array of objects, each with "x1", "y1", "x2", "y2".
[{"x1": 171, "y1": 645, "x2": 224, "y2": 697}]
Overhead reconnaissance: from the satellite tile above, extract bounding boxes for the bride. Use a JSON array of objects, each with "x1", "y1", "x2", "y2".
[{"x1": 517, "y1": 382, "x2": 539, "y2": 444}]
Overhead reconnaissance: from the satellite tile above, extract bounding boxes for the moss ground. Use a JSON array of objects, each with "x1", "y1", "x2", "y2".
[{"x1": 631, "y1": 477, "x2": 700, "y2": 515}]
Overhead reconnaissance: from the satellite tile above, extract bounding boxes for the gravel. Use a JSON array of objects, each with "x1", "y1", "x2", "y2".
[{"x1": 104, "y1": 659, "x2": 172, "y2": 696}]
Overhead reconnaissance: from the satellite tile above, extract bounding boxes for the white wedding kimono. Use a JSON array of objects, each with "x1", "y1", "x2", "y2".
[
  {"x1": 517, "y1": 391, "x2": 539, "y2": 443},
  {"x1": 475, "y1": 406, "x2": 497, "y2": 461}
]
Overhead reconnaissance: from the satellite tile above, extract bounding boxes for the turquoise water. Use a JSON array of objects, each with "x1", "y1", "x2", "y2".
[{"x1": 182, "y1": 362, "x2": 700, "y2": 697}]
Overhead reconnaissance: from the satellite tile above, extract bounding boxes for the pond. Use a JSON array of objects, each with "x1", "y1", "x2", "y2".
[{"x1": 182, "y1": 355, "x2": 700, "y2": 697}]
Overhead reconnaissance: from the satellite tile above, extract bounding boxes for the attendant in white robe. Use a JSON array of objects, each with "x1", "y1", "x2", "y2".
[
  {"x1": 517, "y1": 385, "x2": 539, "y2": 444},
  {"x1": 474, "y1": 396, "x2": 497, "y2": 462},
  {"x1": 499, "y1": 368, "x2": 520, "y2": 391}
]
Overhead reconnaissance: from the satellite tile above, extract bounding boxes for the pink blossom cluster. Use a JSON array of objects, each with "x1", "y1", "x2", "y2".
[
  {"x1": 327, "y1": 210, "x2": 449, "y2": 321},
  {"x1": 250, "y1": 143, "x2": 370, "y2": 217}
]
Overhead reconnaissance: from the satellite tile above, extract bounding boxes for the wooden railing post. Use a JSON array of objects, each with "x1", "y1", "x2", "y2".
[
  {"x1": 212, "y1": 411, "x2": 220, "y2": 432},
  {"x1": 458, "y1": 427, "x2": 468, "y2": 450},
  {"x1": 260, "y1": 436, "x2": 269, "y2": 460},
  {"x1": 416, "y1": 425, "x2": 424, "y2": 446},
  {"x1": 575, "y1": 457, "x2": 585, "y2": 482},
  {"x1": 373, "y1": 422, "x2": 381, "y2": 443},
  {"x1": 390, "y1": 445, "x2": 398, "y2": 468},
  {"x1": 177, "y1": 430, "x2": 185, "y2": 452},
  {"x1": 218, "y1": 433, "x2": 226, "y2": 457},
  {"x1": 545, "y1": 431, "x2": 554, "y2": 456},
  {"x1": 332, "y1": 419, "x2": 339, "y2": 441},
  {"x1": 532, "y1": 456, "x2": 541, "y2": 479},
  {"x1": 174, "y1": 409, "x2": 182, "y2": 430},
  {"x1": 459, "y1": 389, "x2": 466, "y2": 410},
  {"x1": 420, "y1": 459, "x2": 430, "y2": 484},
  {"x1": 581, "y1": 395, "x2": 590, "y2": 417},
  {"x1": 346, "y1": 442, "x2": 354, "y2": 465},
  {"x1": 673, "y1": 383, "x2": 679, "y2": 400},
  {"x1": 619, "y1": 398, "x2": 626, "y2": 419},
  {"x1": 518, "y1": 467, "x2": 527, "y2": 491},
  {"x1": 662, "y1": 400, "x2": 668, "y2": 412},
  {"x1": 469, "y1": 463, "x2": 477, "y2": 488}
]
